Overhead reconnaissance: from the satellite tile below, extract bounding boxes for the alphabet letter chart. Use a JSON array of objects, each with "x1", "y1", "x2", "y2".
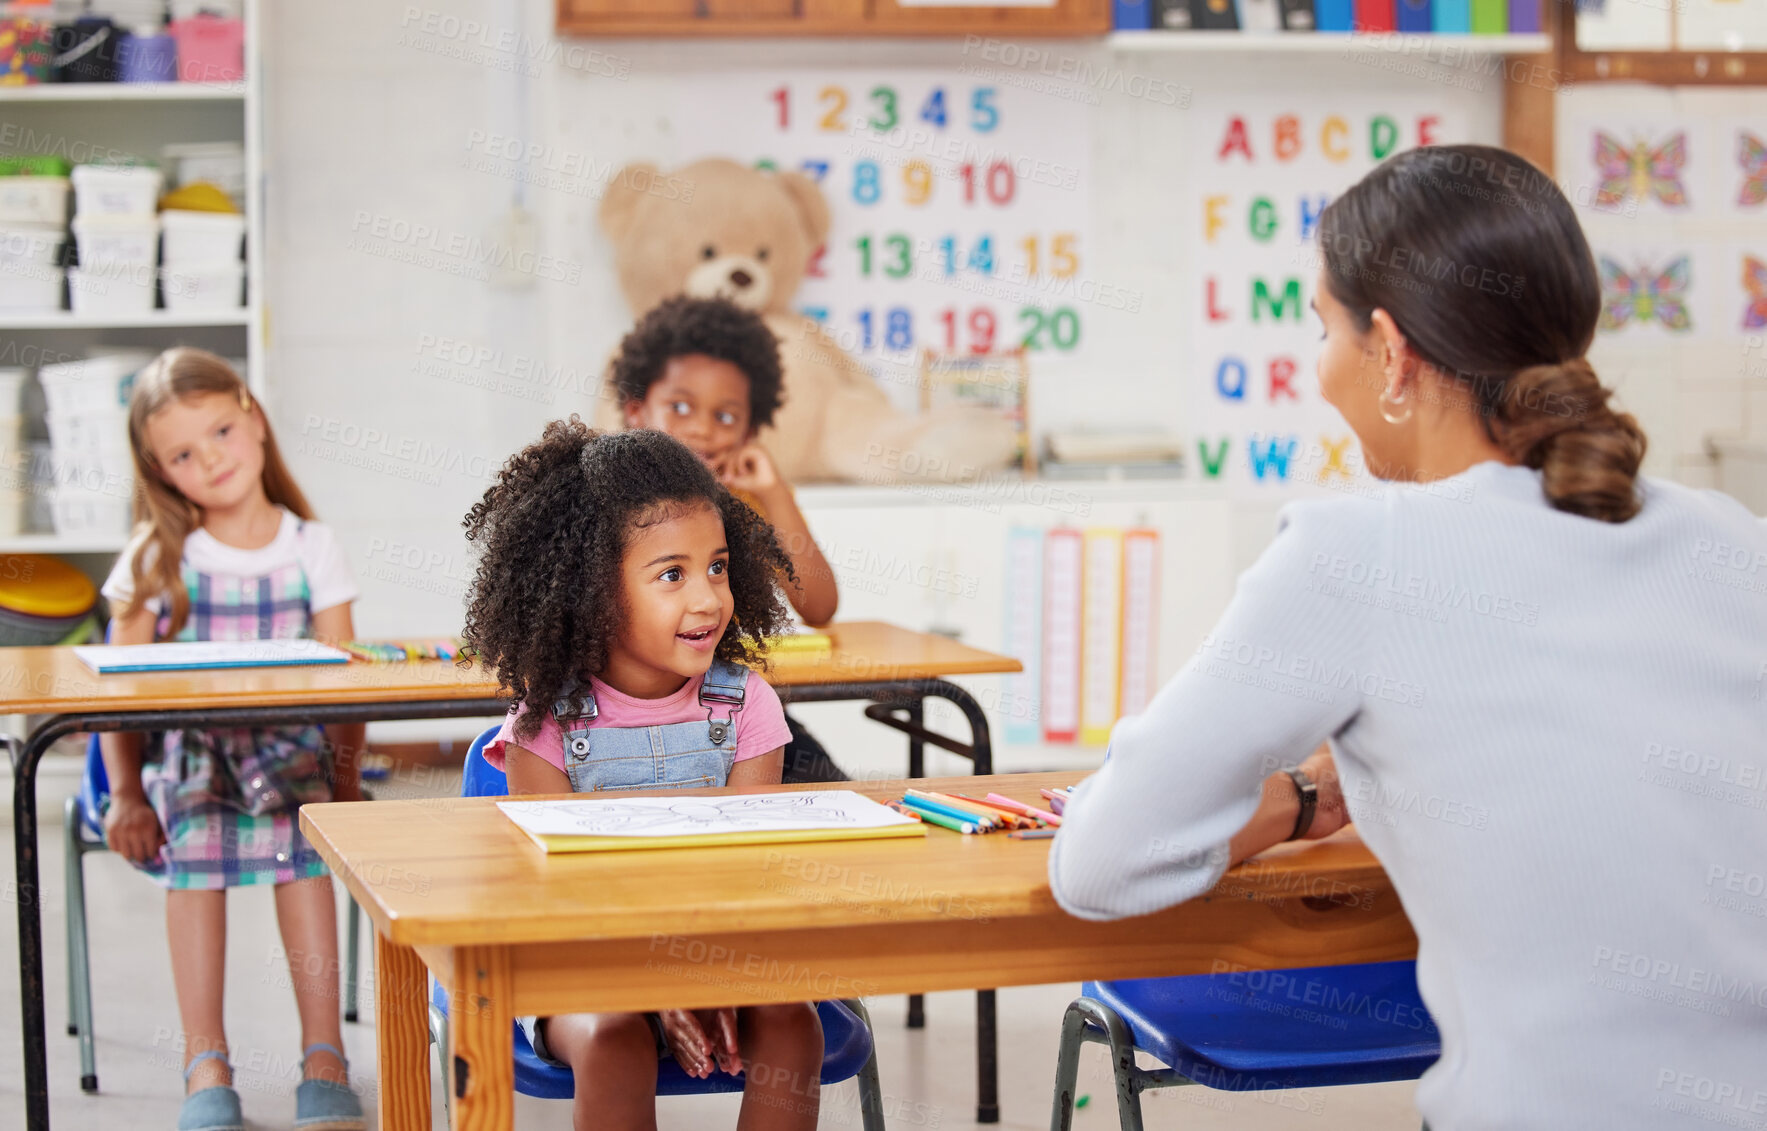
[
  {"x1": 674, "y1": 73, "x2": 1092, "y2": 413},
  {"x1": 1191, "y1": 95, "x2": 1463, "y2": 497}
]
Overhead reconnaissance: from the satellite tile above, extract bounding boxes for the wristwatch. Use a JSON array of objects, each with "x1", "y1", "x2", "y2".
[{"x1": 1285, "y1": 767, "x2": 1318, "y2": 841}]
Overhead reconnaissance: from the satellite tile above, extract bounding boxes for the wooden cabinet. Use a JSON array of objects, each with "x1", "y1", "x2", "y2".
[{"x1": 555, "y1": 0, "x2": 1110, "y2": 37}]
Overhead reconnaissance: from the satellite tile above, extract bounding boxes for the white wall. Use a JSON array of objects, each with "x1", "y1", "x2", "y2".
[{"x1": 264, "y1": 3, "x2": 1655, "y2": 757}]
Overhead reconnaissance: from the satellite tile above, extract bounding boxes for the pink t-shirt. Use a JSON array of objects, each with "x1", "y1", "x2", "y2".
[{"x1": 483, "y1": 668, "x2": 792, "y2": 775}]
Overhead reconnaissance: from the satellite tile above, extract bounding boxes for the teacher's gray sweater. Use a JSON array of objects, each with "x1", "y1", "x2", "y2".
[{"x1": 1050, "y1": 461, "x2": 1767, "y2": 1130}]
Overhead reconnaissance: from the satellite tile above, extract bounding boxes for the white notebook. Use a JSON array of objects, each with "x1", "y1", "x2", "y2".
[{"x1": 73, "y1": 640, "x2": 352, "y2": 674}]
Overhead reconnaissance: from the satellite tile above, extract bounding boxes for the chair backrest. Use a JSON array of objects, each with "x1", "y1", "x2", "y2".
[
  {"x1": 79, "y1": 735, "x2": 110, "y2": 830},
  {"x1": 461, "y1": 724, "x2": 508, "y2": 797}
]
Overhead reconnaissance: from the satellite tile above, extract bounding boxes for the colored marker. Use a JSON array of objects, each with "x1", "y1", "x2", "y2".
[
  {"x1": 1009, "y1": 828, "x2": 1058, "y2": 839},
  {"x1": 899, "y1": 795, "x2": 988, "y2": 831},
  {"x1": 907, "y1": 789, "x2": 1007, "y2": 827},
  {"x1": 985, "y1": 792, "x2": 1063, "y2": 827},
  {"x1": 947, "y1": 792, "x2": 1040, "y2": 826},
  {"x1": 897, "y1": 799, "x2": 978, "y2": 834}
]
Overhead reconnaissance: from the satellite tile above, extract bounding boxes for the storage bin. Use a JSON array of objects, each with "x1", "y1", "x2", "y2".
[
  {"x1": 0, "y1": 19, "x2": 52, "y2": 86},
  {"x1": 0, "y1": 367, "x2": 26, "y2": 414},
  {"x1": 0, "y1": 261, "x2": 62, "y2": 312},
  {"x1": 70, "y1": 164, "x2": 161, "y2": 217},
  {"x1": 169, "y1": 15, "x2": 242, "y2": 84},
  {"x1": 160, "y1": 209, "x2": 242, "y2": 263},
  {"x1": 161, "y1": 142, "x2": 244, "y2": 197},
  {"x1": 118, "y1": 31, "x2": 176, "y2": 82},
  {"x1": 0, "y1": 224, "x2": 62, "y2": 268},
  {"x1": 51, "y1": 486, "x2": 132, "y2": 536},
  {"x1": 0, "y1": 155, "x2": 70, "y2": 177},
  {"x1": 161, "y1": 262, "x2": 242, "y2": 311},
  {"x1": 50, "y1": 19, "x2": 119, "y2": 84},
  {"x1": 68, "y1": 262, "x2": 155, "y2": 316},
  {"x1": 71, "y1": 214, "x2": 159, "y2": 265},
  {"x1": 38, "y1": 352, "x2": 152, "y2": 417},
  {"x1": 0, "y1": 176, "x2": 70, "y2": 226},
  {"x1": 45, "y1": 411, "x2": 130, "y2": 460},
  {"x1": 47, "y1": 449, "x2": 134, "y2": 498}
]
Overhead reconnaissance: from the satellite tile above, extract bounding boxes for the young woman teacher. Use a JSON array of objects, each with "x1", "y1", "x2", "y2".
[{"x1": 1050, "y1": 145, "x2": 1767, "y2": 1128}]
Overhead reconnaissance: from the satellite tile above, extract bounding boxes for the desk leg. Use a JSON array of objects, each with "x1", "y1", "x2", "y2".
[
  {"x1": 448, "y1": 946, "x2": 514, "y2": 1131},
  {"x1": 374, "y1": 935, "x2": 433, "y2": 1131},
  {"x1": 11, "y1": 725, "x2": 57, "y2": 1131},
  {"x1": 977, "y1": 988, "x2": 999, "y2": 1123},
  {"x1": 905, "y1": 699, "x2": 927, "y2": 1031}
]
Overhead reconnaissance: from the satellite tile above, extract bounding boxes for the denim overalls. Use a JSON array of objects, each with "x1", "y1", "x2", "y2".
[{"x1": 552, "y1": 661, "x2": 751, "y2": 792}]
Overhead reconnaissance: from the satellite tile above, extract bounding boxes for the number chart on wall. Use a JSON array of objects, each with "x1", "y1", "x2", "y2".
[
  {"x1": 1191, "y1": 97, "x2": 1463, "y2": 496},
  {"x1": 675, "y1": 73, "x2": 1093, "y2": 410}
]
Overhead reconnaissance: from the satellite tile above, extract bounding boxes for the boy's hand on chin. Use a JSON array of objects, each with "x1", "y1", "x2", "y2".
[{"x1": 719, "y1": 442, "x2": 783, "y2": 498}]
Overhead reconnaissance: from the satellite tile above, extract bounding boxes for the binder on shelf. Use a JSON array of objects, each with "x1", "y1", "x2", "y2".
[
  {"x1": 1507, "y1": 0, "x2": 1539, "y2": 32},
  {"x1": 1239, "y1": 0, "x2": 1282, "y2": 31},
  {"x1": 1397, "y1": 0, "x2": 1432, "y2": 32},
  {"x1": 1152, "y1": 0, "x2": 1194, "y2": 27},
  {"x1": 1041, "y1": 527, "x2": 1083, "y2": 743},
  {"x1": 1315, "y1": 0, "x2": 1355, "y2": 31},
  {"x1": 1002, "y1": 527, "x2": 1043, "y2": 746},
  {"x1": 1279, "y1": 0, "x2": 1317, "y2": 29},
  {"x1": 1114, "y1": 0, "x2": 1154, "y2": 28},
  {"x1": 1470, "y1": 0, "x2": 1506, "y2": 33},
  {"x1": 1353, "y1": 0, "x2": 1396, "y2": 31},
  {"x1": 1190, "y1": 0, "x2": 1243, "y2": 29},
  {"x1": 1119, "y1": 529, "x2": 1160, "y2": 721},
  {"x1": 1078, "y1": 528, "x2": 1124, "y2": 747},
  {"x1": 1431, "y1": 0, "x2": 1469, "y2": 32}
]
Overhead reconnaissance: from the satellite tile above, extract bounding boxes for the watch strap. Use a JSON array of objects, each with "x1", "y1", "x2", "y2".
[{"x1": 1286, "y1": 767, "x2": 1318, "y2": 841}]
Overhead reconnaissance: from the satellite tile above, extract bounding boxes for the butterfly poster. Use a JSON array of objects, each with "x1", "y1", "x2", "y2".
[
  {"x1": 1743, "y1": 255, "x2": 1767, "y2": 331},
  {"x1": 1597, "y1": 254, "x2": 1694, "y2": 333},
  {"x1": 1591, "y1": 130, "x2": 1690, "y2": 211},
  {"x1": 1735, "y1": 130, "x2": 1767, "y2": 209}
]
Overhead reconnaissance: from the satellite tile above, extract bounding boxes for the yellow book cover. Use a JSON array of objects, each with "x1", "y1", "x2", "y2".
[{"x1": 497, "y1": 790, "x2": 924, "y2": 854}]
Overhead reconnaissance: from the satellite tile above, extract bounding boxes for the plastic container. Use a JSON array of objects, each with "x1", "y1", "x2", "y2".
[
  {"x1": 118, "y1": 30, "x2": 177, "y2": 83},
  {"x1": 0, "y1": 19, "x2": 52, "y2": 86},
  {"x1": 50, "y1": 19, "x2": 120, "y2": 84},
  {"x1": 51, "y1": 486, "x2": 132, "y2": 537},
  {"x1": 160, "y1": 209, "x2": 241, "y2": 263},
  {"x1": 0, "y1": 487, "x2": 22, "y2": 537},
  {"x1": 68, "y1": 262, "x2": 155, "y2": 316},
  {"x1": 70, "y1": 164, "x2": 161, "y2": 218},
  {"x1": 37, "y1": 352, "x2": 152, "y2": 417},
  {"x1": 161, "y1": 262, "x2": 242, "y2": 311},
  {"x1": 162, "y1": 142, "x2": 244, "y2": 197},
  {"x1": 169, "y1": 15, "x2": 242, "y2": 84},
  {"x1": 0, "y1": 224, "x2": 62, "y2": 268},
  {"x1": 71, "y1": 214, "x2": 159, "y2": 265},
  {"x1": 44, "y1": 410, "x2": 130, "y2": 458},
  {"x1": 0, "y1": 176, "x2": 70, "y2": 226},
  {"x1": 0, "y1": 367, "x2": 26, "y2": 414},
  {"x1": 0, "y1": 261, "x2": 62, "y2": 312}
]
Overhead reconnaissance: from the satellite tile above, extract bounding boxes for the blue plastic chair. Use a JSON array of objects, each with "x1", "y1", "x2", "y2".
[
  {"x1": 64, "y1": 734, "x2": 369, "y2": 1094},
  {"x1": 1051, "y1": 961, "x2": 1440, "y2": 1130},
  {"x1": 426, "y1": 726, "x2": 886, "y2": 1128}
]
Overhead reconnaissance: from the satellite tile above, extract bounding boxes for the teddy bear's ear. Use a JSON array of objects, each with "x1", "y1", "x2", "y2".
[
  {"x1": 776, "y1": 170, "x2": 831, "y2": 248},
  {"x1": 598, "y1": 162, "x2": 660, "y2": 240}
]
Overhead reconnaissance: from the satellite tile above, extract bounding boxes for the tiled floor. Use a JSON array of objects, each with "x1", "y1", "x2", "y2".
[{"x1": 0, "y1": 764, "x2": 1422, "y2": 1130}]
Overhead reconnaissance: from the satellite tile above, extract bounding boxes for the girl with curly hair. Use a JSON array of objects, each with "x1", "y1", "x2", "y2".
[{"x1": 462, "y1": 418, "x2": 821, "y2": 1131}]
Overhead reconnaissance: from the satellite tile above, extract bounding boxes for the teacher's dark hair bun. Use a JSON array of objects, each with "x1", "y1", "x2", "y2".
[{"x1": 1318, "y1": 144, "x2": 1646, "y2": 523}]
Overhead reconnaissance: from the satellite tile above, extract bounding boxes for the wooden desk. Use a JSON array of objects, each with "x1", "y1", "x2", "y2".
[
  {"x1": 5, "y1": 623, "x2": 1020, "y2": 1131},
  {"x1": 301, "y1": 773, "x2": 1416, "y2": 1131}
]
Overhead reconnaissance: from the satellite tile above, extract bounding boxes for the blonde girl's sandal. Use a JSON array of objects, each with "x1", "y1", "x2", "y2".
[
  {"x1": 177, "y1": 1050, "x2": 243, "y2": 1131},
  {"x1": 293, "y1": 1042, "x2": 366, "y2": 1131}
]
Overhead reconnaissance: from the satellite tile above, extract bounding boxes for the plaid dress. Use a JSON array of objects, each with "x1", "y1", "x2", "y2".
[{"x1": 133, "y1": 548, "x2": 334, "y2": 890}]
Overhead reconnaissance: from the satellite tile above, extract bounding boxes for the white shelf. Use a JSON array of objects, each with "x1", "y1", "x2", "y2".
[
  {"x1": 1107, "y1": 30, "x2": 1552, "y2": 52},
  {"x1": 0, "y1": 82, "x2": 245, "y2": 102},
  {"x1": 0, "y1": 310, "x2": 249, "y2": 330},
  {"x1": 0, "y1": 532, "x2": 128, "y2": 555}
]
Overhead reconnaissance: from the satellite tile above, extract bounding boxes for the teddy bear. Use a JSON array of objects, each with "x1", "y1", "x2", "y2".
[{"x1": 594, "y1": 157, "x2": 1019, "y2": 483}]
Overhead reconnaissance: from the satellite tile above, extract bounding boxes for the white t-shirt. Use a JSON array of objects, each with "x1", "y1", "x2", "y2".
[{"x1": 102, "y1": 507, "x2": 358, "y2": 616}]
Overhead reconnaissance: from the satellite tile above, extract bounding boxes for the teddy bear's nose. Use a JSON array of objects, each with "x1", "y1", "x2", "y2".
[{"x1": 729, "y1": 269, "x2": 753, "y2": 288}]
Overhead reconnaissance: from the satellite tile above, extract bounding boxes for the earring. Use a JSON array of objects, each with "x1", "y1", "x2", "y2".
[{"x1": 1378, "y1": 386, "x2": 1413, "y2": 426}]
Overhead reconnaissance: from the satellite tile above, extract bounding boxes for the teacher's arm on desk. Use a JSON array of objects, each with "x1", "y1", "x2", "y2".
[{"x1": 1048, "y1": 497, "x2": 1385, "y2": 921}]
